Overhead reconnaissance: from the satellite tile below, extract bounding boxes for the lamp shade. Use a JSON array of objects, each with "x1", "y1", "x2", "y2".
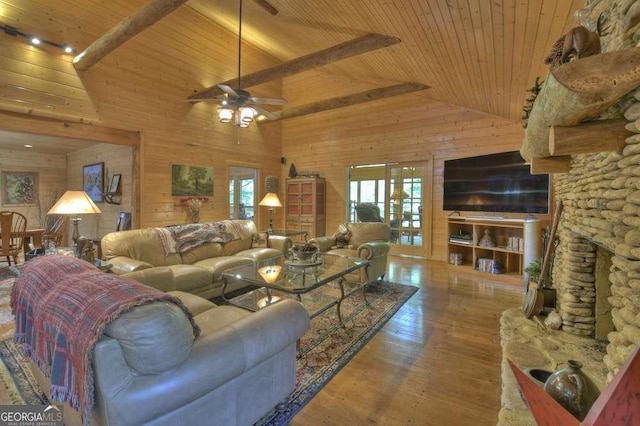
[
  {"x1": 390, "y1": 188, "x2": 409, "y2": 201},
  {"x1": 218, "y1": 107, "x2": 233, "y2": 123},
  {"x1": 259, "y1": 193, "x2": 282, "y2": 208},
  {"x1": 258, "y1": 265, "x2": 282, "y2": 284},
  {"x1": 47, "y1": 190, "x2": 102, "y2": 215}
]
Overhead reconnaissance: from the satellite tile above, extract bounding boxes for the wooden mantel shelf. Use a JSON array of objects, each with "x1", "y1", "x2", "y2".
[{"x1": 520, "y1": 47, "x2": 640, "y2": 163}]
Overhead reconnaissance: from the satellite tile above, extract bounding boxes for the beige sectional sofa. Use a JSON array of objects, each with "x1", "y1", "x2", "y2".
[
  {"x1": 101, "y1": 220, "x2": 292, "y2": 299},
  {"x1": 18, "y1": 255, "x2": 309, "y2": 426}
]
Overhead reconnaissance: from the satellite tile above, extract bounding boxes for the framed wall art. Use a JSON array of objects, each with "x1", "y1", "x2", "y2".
[
  {"x1": 108, "y1": 174, "x2": 122, "y2": 194},
  {"x1": 83, "y1": 162, "x2": 104, "y2": 203},
  {"x1": 1, "y1": 171, "x2": 39, "y2": 206},
  {"x1": 171, "y1": 164, "x2": 214, "y2": 197}
]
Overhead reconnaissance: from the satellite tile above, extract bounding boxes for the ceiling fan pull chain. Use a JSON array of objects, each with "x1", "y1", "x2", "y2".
[{"x1": 238, "y1": 0, "x2": 243, "y2": 89}]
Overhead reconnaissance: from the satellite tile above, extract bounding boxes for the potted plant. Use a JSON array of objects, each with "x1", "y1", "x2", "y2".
[{"x1": 525, "y1": 258, "x2": 543, "y2": 288}]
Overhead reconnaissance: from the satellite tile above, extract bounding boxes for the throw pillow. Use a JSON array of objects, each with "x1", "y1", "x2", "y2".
[
  {"x1": 252, "y1": 232, "x2": 269, "y2": 248},
  {"x1": 333, "y1": 223, "x2": 352, "y2": 248}
]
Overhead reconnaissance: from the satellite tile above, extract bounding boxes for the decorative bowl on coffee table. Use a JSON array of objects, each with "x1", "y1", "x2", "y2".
[{"x1": 289, "y1": 244, "x2": 319, "y2": 263}]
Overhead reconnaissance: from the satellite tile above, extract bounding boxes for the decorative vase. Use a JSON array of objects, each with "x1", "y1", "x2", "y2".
[
  {"x1": 543, "y1": 360, "x2": 600, "y2": 420},
  {"x1": 190, "y1": 210, "x2": 200, "y2": 223}
]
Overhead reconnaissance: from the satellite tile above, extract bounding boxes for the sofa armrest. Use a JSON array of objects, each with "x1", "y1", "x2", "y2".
[
  {"x1": 308, "y1": 236, "x2": 336, "y2": 252},
  {"x1": 357, "y1": 241, "x2": 391, "y2": 260},
  {"x1": 92, "y1": 300, "x2": 309, "y2": 425},
  {"x1": 108, "y1": 256, "x2": 153, "y2": 275},
  {"x1": 267, "y1": 235, "x2": 293, "y2": 253}
]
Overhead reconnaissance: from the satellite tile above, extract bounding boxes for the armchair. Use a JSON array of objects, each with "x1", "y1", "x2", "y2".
[
  {"x1": 355, "y1": 203, "x2": 383, "y2": 222},
  {"x1": 308, "y1": 222, "x2": 391, "y2": 283}
]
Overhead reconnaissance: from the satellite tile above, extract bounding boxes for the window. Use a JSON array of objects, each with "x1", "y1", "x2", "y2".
[{"x1": 228, "y1": 166, "x2": 257, "y2": 220}]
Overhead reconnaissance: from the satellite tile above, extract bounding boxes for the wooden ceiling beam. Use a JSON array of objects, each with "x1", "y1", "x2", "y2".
[
  {"x1": 268, "y1": 82, "x2": 429, "y2": 121},
  {"x1": 73, "y1": 0, "x2": 189, "y2": 72},
  {"x1": 188, "y1": 33, "x2": 401, "y2": 101},
  {"x1": 0, "y1": 110, "x2": 140, "y2": 146}
]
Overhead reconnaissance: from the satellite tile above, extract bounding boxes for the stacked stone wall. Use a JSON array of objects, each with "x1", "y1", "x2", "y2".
[{"x1": 551, "y1": 0, "x2": 640, "y2": 382}]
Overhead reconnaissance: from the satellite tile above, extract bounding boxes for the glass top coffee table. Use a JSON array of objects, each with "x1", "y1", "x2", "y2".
[{"x1": 221, "y1": 253, "x2": 369, "y2": 326}]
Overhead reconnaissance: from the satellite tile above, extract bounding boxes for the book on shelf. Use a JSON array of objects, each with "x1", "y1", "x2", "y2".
[{"x1": 449, "y1": 238, "x2": 472, "y2": 245}]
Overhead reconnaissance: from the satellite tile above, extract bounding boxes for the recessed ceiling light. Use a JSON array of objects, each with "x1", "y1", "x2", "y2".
[{"x1": 23, "y1": 144, "x2": 33, "y2": 148}]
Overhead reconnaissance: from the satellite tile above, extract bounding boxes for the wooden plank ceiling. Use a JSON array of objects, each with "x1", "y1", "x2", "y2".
[
  {"x1": 0, "y1": 0, "x2": 585, "y2": 153},
  {"x1": 186, "y1": 0, "x2": 585, "y2": 120}
]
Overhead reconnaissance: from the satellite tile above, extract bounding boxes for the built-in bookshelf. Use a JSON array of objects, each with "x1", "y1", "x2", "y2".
[{"x1": 447, "y1": 217, "x2": 541, "y2": 284}]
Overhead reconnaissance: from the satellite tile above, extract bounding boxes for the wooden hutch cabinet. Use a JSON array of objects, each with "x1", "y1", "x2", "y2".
[{"x1": 285, "y1": 177, "x2": 326, "y2": 241}]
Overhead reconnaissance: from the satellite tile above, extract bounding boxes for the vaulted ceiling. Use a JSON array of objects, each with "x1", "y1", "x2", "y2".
[
  {"x1": 0, "y1": 0, "x2": 585, "y2": 153},
  {"x1": 186, "y1": 0, "x2": 585, "y2": 121}
]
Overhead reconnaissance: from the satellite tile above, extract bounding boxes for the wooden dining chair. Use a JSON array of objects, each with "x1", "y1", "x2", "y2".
[
  {"x1": 42, "y1": 214, "x2": 69, "y2": 248},
  {"x1": 0, "y1": 211, "x2": 28, "y2": 266}
]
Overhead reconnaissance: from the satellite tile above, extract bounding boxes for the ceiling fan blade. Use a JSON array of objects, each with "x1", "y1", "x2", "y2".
[
  {"x1": 253, "y1": 0, "x2": 278, "y2": 16},
  {"x1": 217, "y1": 84, "x2": 239, "y2": 98},
  {"x1": 249, "y1": 96, "x2": 287, "y2": 106},
  {"x1": 253, "y1": 105, "x2": 278, "y2": 120}
]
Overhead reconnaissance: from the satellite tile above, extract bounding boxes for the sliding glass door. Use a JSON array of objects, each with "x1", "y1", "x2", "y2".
[{"x1": 386, "y1": 164, "x2": 424, "y2": 247}]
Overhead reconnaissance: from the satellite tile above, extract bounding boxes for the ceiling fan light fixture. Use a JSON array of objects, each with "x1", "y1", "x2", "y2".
[
  {"x1": 239, "y1": 106, "x2": 255, "y2": 123},
  {"x1": 218, "y1": 107, "x2": 233, "y2": 123},
  {"x1": 235, "y1": 114, "x2": 250, "y2": 128}
]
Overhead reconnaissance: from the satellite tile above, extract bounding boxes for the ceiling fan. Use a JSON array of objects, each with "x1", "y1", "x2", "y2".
[{"x1": 188, "y1": 0, "x2": 286, "y2": 126}]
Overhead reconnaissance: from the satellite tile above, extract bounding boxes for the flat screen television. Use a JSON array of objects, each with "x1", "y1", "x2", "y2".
[{"x1": 443, "y1": 151, "x2": 549, "y2": 214}]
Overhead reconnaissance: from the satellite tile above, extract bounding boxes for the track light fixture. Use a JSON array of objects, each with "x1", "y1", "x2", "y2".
[{"x1": 1, "y1": 23, "x2": 75, "y2": 54}]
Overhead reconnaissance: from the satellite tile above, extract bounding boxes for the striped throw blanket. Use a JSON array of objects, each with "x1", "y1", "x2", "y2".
[
  {"x1": 155, "y1": 221, "x2": 241, "y2": 255},
  {"x1": 11, "y1": 255, "x2": 200, "y2": 426}
]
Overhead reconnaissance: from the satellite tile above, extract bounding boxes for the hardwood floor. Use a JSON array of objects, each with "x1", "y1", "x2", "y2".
[{"x1": 291, "y1": 256, "x2": 524, "y2": 426}]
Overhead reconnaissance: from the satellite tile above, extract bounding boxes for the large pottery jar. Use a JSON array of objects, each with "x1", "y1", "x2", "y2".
[{"x1": 543, "y1": 360, "x2": 600, "y2": 420}]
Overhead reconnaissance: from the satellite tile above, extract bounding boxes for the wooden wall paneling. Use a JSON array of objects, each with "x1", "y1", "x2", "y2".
[
  {"x1": 67, "y1": 143, "x2": 134, "y2": 241},
  {"x1": 279, "y1": 93, "x2": 550, "y2": 260},
  {"x1": 0, "y1": 149, "x2": 67, "y2": 236}
]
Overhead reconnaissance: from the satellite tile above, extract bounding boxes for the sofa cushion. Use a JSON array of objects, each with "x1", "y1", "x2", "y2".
[
  {"x1": 194, "y1": 305, "x2": 251, "y2": 334},
  {"x1": 180, "y1": 242, "x2": 224, "y2": 264},
  {"x1": 104, "y1": 301, "x2": 195, "y2": 374},
  {"x1": 348, "y1": 222, "x2": 391, "y2": 247},
  {"x1": 168, "y1": 265, "x2": 214, "y2": 292},
  {"x1": 102, "y1": 229, "x2": 183, "y2": 266},
  {"x1": 220, "y1": 220, "x2": 257, "y2": 255},
  {"x1": 167, "y1": 291, "x2": 217, "y2": 316},
  {"x1": 234, "y1": 247, "x2": 282, "y2": 262},
  {"x1": 193, "y1": 256, "x2": 253, "y2": 282},
  {"x1": 222, "y1": 238, "x2": 253, "y2": 256}
]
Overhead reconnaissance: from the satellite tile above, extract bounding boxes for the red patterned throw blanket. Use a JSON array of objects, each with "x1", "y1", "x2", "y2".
[{"x1": 11, "y1": 255, "x2": 200, "y2": 425}]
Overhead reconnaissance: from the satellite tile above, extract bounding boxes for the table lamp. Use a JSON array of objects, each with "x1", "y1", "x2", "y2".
[
  {"x1": 389, "y1": 188, "x2": 409, "y2": 205},
  {"x1": 259, "y1": 192, "x2": 282, "y2": 233},
  {"x1": 47, "y1": 190, "x2": 101, "y2": 249}
]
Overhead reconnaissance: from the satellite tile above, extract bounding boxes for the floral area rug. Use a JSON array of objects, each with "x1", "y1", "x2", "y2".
[
  {"x1": 0, "y1": 275, "x2": 417, "y2": 424},
  {"x1": 256, "y1": 280, "x2": 418, "y2": 425}
]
